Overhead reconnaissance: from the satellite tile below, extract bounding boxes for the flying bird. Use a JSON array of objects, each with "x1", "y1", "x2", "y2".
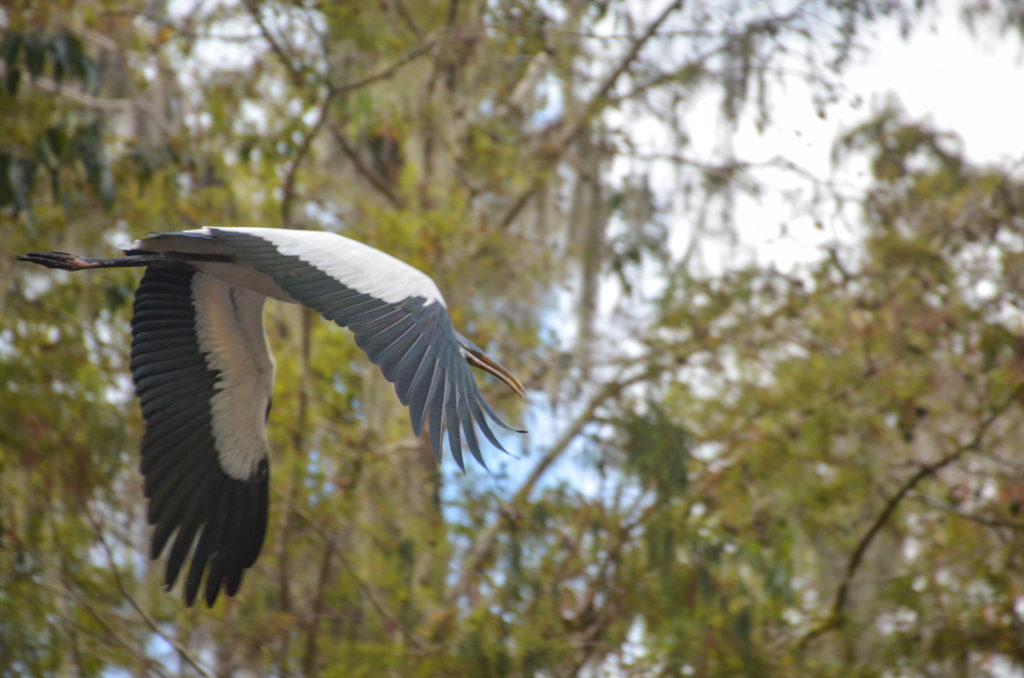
[{"x1": 18, "y1": 227, "x2": 526, "y2": 606}]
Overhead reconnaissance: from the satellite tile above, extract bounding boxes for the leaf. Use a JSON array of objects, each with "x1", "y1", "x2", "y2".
[
  {"x1": 23, "y1": 33, "x2": 44, "y2": 79},
  {"x1": 0, "y1": 151, "x2": 12, "y2": 208},
  {"x1": 73, "y1": 121, "x2": 114, "y2": 208},
  {"x1": 621, "y1": 402, "x2": 690, "y2": 500},
  {"x1": 33, "y1": 125, "x2": 66, "y2": 202},
  {"x1": 1, "y1": 31, "x2": 22, "y2": 66},
  {"x1": 5, "y1": 66, "x2": 20, "y2": 96},
  {"x1": 54, "y1": 31, "x2": 88, "y2": 81},
  {"x1": 45, "y1": 124, "x2": 67, "y2": 160},
  {"x1": 80, "y1": 54, "x2": 99, "y2": 93},
  {"x1": 734, "y1": 606, "x2": 753, "y2": 666},
  {"x1": 49, "y1": 34, "x2": 67, "y2": 82},
  {"x1": 8, "y1": 155, "x2": 37, "y2": 211}
]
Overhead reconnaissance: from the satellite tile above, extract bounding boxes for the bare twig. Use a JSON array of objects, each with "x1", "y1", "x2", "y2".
[
  {"x1": 58, "y1": 584, "x2": 175, "y2": 678},
  {"x1": 393, "y1": 0, "x2": 423, "y2": 39},
  {"x1": 911, "y1": 493, "x2": 1024, "y2": 531},
  {"x1": 281, "y1": 90, "x2": 337, "y2": 227},
  {"x1": 249, "y1": 0, "x2": 431, "y2": 214},
  {"x1": 5, "y1": 65, "x2": 175, "y2": 141},
  {"x1": 243, "y1": 0, "x2": 304, "y2": 86},
  {"x1": 82, "y1": 505, "x2": 215, "y2": 678},
  {"x1": 329, "y1": 41, "x2": 435, "y2": 97},
  {"x1": 22, "y1": 73, "x2": 130, "y2": 110},
  {"x1": 550, "y1": 0, "x2": 684, "y2": 153},
  {"x1": 300, "y1": 541, "x2": 336, "y2": 674},
  {"x1": 328, "y1": 123, "x2": 405, "y2": 208},
  {"x1": 320, "y1": 39, "x2": 437, "y2": 210},
  {"x1": 495, "y1": 0, "x2": 685, "y2": 230}
]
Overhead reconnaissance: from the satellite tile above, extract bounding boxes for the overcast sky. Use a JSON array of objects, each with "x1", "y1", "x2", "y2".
[{"x1": 727, "y1": 1, "x2": 1024, "y2": 269}]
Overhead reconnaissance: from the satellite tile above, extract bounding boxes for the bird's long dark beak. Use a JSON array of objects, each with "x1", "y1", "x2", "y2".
[{"x1": 459, "y1": 337, "x2": 526, "y2": 398}]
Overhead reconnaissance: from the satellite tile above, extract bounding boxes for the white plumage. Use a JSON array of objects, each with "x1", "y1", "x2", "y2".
[
  {"x1": 18, "y1": 227, "x2": 525, "y2": 606},
  {"x1": 217, "y1": 227, "x2": 446, "y2": 306},
  {"x1": 190, "y1": 274, "x2": 273, "y2": 480}
]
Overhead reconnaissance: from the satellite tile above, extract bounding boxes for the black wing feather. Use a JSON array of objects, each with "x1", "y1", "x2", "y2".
[{"x1": 130, "y1": 266, "x2": 269, "y2": 606}]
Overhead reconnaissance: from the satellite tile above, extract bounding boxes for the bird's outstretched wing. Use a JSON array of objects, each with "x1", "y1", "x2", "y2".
[
  {"x1": 21, "y1": 226, "x2": 524, "y2": 608},
  {"x1": 197, "y1": 227, "x2": 519, "y2": 470},
  {"x1": 131, "y1": 266, "x2": 272, "y2": 606}
]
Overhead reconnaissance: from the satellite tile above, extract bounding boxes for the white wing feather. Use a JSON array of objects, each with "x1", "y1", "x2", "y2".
[
  {"x1": 191, "y1": 273, "x2": 274, "y2": 479},
  {"x1": 195, "y1": 227, "x2": 446, "y2": 307}
]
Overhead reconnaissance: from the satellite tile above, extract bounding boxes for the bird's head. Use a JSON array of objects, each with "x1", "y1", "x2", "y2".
[{"x1": 456, "y1": 333, "x2": 526, "y2": 398}]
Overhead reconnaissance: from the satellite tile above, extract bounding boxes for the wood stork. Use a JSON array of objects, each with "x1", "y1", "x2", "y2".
[{"x1": 18, "y1": 227, "x2": 526, "y2": 606}]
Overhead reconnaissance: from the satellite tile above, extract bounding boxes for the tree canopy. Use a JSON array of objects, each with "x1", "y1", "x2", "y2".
[{"x1": 3, "y1": 1, "x2": 1024, "y2": 676}]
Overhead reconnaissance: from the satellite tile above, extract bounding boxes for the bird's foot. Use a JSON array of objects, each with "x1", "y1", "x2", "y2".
[{"x1": 17, "y1": 251, "x2": 91, "y2": 270}]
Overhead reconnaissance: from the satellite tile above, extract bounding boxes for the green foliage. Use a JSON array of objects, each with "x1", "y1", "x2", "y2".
[
  {"x1": 4, "y1": 1, "x2": 1024, "y2": 677},
  {"x1": 0, "y1": 28, "x2": 111, "y2": 219},
  {"x1": 643, "y1": 108, "x2": 1024, "y2": 675}
]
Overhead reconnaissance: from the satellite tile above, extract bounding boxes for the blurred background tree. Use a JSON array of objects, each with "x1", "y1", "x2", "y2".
[{"x1": 2, "y1": 0, "x2": 1024, "y2": 676}]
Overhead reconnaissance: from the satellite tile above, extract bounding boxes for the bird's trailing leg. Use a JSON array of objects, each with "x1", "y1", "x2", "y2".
[{"x1": 17, "y1": 251, "x2": 164, "y2": 271}]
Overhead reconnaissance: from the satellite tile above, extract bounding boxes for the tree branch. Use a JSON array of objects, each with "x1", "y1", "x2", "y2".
[
  {"x1": 272, "y1": 486, "x2": 430, "y2": 651},
  {"x1": 248, "y1": 3, "x2": 432, "y2": 222},
  {"x1": 442, "y1": 362, "x2": 664, "y2": 609},
  {"x1": 800, "y1": 383, "x2": 1024, "y2": 648},
  {"x1": 552, "y1": 0, "x2": 684, "y2": 153},
  {"x1": 82, "y1": 504, "x2": 215, "y2": 678},
  {"x1": 281, "y1": 89, "x2": 337, "y2": 227},
  {"x1": 329, "y1": 40, "x2": 435, "y2": 97},
  {"x1": 328, "y1": 123, "x2": 405, "y2": 208},
  {"x1": 495, "y1": 0, "x2": 684, "y2": 231},
  {"x1": 57, "y1": 584, "x2": 174, "y2": 678},
  {"x1": 265, "y1": 34, "x2": 432, "y2": 212},
  {"x1": 300, "y1": 541, "x2": 336, "y2": 675},
  {"x1": 910, "y1": 493, "x2": 1024, "y2": 531},
  {"x1": 243, "y1": 0, "x2": 305, "y2": 87}
]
